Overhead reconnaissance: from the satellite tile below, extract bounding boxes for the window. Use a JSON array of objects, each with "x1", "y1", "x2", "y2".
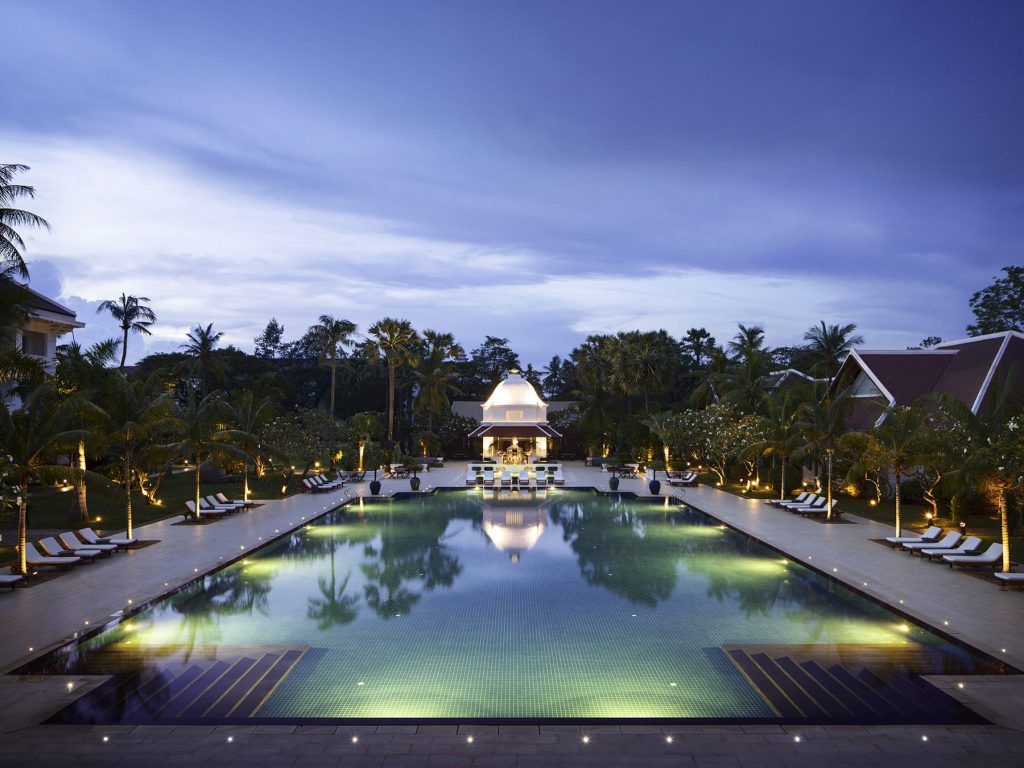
[
  {"x1": 21, "y1": 331, "x2": 47, "y2": 357},
  {"x1": 505, "y1": 409, "x2": 524, "y2": 421},
  {"x1": 848, "y1": 370, "x2": 882, "y2": 397}
]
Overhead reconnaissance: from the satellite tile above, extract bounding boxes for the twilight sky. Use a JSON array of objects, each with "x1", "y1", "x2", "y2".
[{"x1": 4, "y1": 1, "x2": 1023, "y2": 365}]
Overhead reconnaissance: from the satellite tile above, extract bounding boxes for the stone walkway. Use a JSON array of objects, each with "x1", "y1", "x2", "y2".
[{"x1": 3, "y1": 462, "x2": 1024, "y2": 766}]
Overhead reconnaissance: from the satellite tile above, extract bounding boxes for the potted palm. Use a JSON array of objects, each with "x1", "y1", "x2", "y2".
[{"x1": 647, "y1": 459, "x2": 665, "y2": 495}]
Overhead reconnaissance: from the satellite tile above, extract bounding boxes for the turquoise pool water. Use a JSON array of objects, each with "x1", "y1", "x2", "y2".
[{"x1": 35, "y1": 490, "x2": 1000, "y2": 722}]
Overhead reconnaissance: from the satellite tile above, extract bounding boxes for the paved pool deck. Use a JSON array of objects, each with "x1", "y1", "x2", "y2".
[{"x1": 2, "y1": 462, "x2": 1024, "y2": 766}]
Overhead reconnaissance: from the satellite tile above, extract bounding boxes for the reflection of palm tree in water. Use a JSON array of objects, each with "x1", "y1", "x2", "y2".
[
  {"x1": 308, "y1": 541, "x2": 359, "y2": 630},
  {"x1": 168, "y1": 567, "x2": 273, "y2": 660},
  {"x1": 549, "y1": 496, "x2": 682, "y2": 607},
  {"x1": 361, "y1": 505, "x2": 463, "y2": 619}
]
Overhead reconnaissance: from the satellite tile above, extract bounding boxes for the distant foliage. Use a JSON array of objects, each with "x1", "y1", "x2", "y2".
[{"x1": 968, "y1": 266, "x2": 1024, "y2": 335}]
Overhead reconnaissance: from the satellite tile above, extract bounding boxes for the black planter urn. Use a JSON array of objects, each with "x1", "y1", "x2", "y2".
[
  {"x1": 369, "y1": 479, "x2": 381, "y2": 495},
  {"x1": 410, "y1": 476, "x2": 421, "y2": 491},
  {"x1": 609, "y1": 476, "x2": 620, "y2": 491},
  {"x1": 648, "y1": 479, "x2": 661, "y2": 495}
]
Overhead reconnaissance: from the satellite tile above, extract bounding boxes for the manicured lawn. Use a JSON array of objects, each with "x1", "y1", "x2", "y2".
[{"x1": 0, "y1": 469, "x2": 304, "y2": 564}]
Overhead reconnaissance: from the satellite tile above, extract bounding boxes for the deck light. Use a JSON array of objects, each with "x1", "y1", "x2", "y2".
[
  {"x1": 582, "y1": 736, "x2": 590, "y2": 744},
  {"x1": 227, "y1": 736, "x2": 233, "y2": 743},
  {"x1": 66, "y1": 682, "x2": 73, "y2": 691},
  {"x1": 957, "y1": 682, "x2": 965, "y2": 689},
  {"x1": 102, "y1": 736, "x2": 109, "y2": 743},
  {"x1": 28, "y1": 647, "x2": 33, "y2": 652},
  {"x1": 351, "y1": 736, "x2": 359, "y2": 744},
  {"x1": 467, "y1": 736, "x2": 474, "y2": 744},
  {"x1": 665, "y1": 736, "x2": 673, "y2": 744},
  {"x1": 793, "y1": 735, "x2": 801, "y2": 743},
  {"x1": 921, "y1": 735, "x2": 928, "y2": 742}
]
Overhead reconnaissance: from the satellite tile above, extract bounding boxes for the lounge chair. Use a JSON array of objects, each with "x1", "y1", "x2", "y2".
[
  {"x1": 483, "y1": 468, "x2": 495, "y2": 486},
  {"x1": 518, "y1": 469, "x2": 530, "y2": 486},
  {"x1": 903, "y1": 531, "x2": 960, "y2": 553},
  {"x1": 313, "y1": 474, "x2": 345, "y2": 490},
  {"x1": 23, "y1": 541, "x2": 79, "y2": 569},
  {"x1": 922, "y1": 536, "x2": 983, "y2": 560},
  {"x1": 37, "y1": 536, "x2": 100, "y2": 563},
  {"x1": 801, "y1": 500, "x2": 838, "y2": 518},
  {"x1": 885, "y1": 525, "x2": 942, "y2": 548},
  {"x1": 535, "y1": 469, "x2": 548, "y2": 487},
  {"x1": 58, "y1": 532, "x2": 115, "y2": 555},
  {"x1": 994, "y1": 572, "x2": 1024, "y2": 588},
  {"x1": 78, "y1": 527, "x2": 135, "y2": 550},
  {"x1": 0, "y1": 574, "x2": 23, "y2": 590},
  {"x1": 781, "y1": 494, "x2": 820, "y2": 510},
  {"x1": 186, "y1": 499, "x2": 226, "y2": 519},
  {"x1": 500, "y1": 470, "x2": 512, "y2": 487},
  {"x1": 788, "y1": 497, "x2": 826, "y2": 513},
  {"x1": 199, "y1": 497, "x2": 239, "y2": 514},
  {"x1": 206, "y1": 494, "x2": 245, "y2": 512},
  {"x1": 944, "y1": 543, "x2": 1002, "y2": 570},
  {"x1": 466, "y1": 467, "x2": 480, "y2": 486},
  {"x1": 769, "y1": 492, "x2": 810, "y2": 508},
  {"x1": 669, "y1": 471, "x2": 697, "y2": 487},
  {"x1": 553, "y1": 467, "x2": 565, "y2": 485},
  {"x1": 215, "y1": 492, "x2": 256, "y2": 509}
]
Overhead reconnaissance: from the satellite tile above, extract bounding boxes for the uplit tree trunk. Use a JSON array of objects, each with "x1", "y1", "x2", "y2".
[
  {"x1": 194, "y1": 451, "x2": 202, "y2": 519},
  {"x1": 243, "y1": 463, "x2": 249, "y2": 503},
  {"x1": 998, "y1": 489, "x2": 1010, "y2": 573},
  {"x1": 17, "y1": 485, "x2": 28, "y2": 576},
  {"x1": 358, "y1": 440, "x2": 365, "y2": 472},
  {"x1": 893, "y1": 472, "x2": 902, "y2": 538},
  {"x1": 72, "y1": 441, "x2": 89, "y2": 523},
  {"x1": 778, "y1": 459, "x2": 786, "y2": 502},
  {"x1": 123, "y1": 444, "x2": 134, "y2": 539},
  {"x1": 662, "y1": 444, "x2": 670, "y2": 471},
  {"x1": 386, "y1": 360, "x2": 396, "y2": 441},
  {"x1": 825, "y1": 449, "x2": 834, "y2": 521}
]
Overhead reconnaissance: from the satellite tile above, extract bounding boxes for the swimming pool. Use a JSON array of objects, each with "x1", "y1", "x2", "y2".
[{"x1": 30, "y1": 490, "x2": 1005, "y2": 723}]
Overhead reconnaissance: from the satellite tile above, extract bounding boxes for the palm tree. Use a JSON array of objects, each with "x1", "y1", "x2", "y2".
[
  {"x1": 940, "y1": 381, "x2": 1023, "y2": 572},
  {"x1": 347, "y1": 412, "x2": 382, "y2": 471},
  {"x1": 749, "y1": 393, "x2": 805, "y2": 501},
  {"x1": 55, "y1": 338, "x2": 120, "y2": 522},
  {"x1": 0, "y1": 164, "x2": 50, "y2": 279},
  {"x1": 365, "y1": 318, "x2": 421, "y2": 442},
  {"x1": 422, "y1": 329, "x2": 464, "y2": 363},
  {"x1": 414, "y1": 364, "x2": 461, "y2": 431},
  {"x1": 0, "y1": 383, "x2": 97, "y2": 575},
  {"x1": 642, "y1": 411, "x2": 674, "y2": 469},
  {"x1": 796, "y1": 387, "x2": 851, "y2": 521},
  {"x1": 162, "y1": 392, "x2": 251, "y2": 519},
  {"x1": 689, "y1": 346, "x2": 729, "y2": 407},
  {"x1": 842, "y1": 405, "x2": 930, "y2": 538},
  {"x1": 803, "y1": 321, "x2": 864, "y2": 381},
  {"x1": 103, "y1": 374, "x2": 173, "y2": 539},
  {"x1": 96, "y1": 294, "x2": 157, "y2": 369},
  {"x1": 310, "y1": 315, "x2": 357, "y2": 417},
  {"x1": 221, "y1": 387, "x2": 278, "y2": 502},
  {"x1": 728, "y1": 323, "x2": 766, "y2": 360},
  {"x1": 181, "y1": 322, "x2": 225, "y2": 396}
]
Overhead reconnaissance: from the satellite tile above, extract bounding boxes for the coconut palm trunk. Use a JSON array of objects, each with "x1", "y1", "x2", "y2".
[
  {"x1": 778, "y1": 457, "x2": 786, "y2": 502},
  {"x1": 123, "y1": 442, "x2": 134, "y2": 539},
  {"x1": 387, "y1": 360, "x2": 397, "y2": 441},
  {"x1": 119, "y1": 326, "x2": 129, "y2": 369},
  {"x1": 998, "y1": 490, "x2": 1010, "y2": 573},
  {"x1": 825, "y1": 449, "x2": 833, "y2": 521},
  {"x1": 17, "y1": 488, "x2": 28, "y2": 576},
  {"x1": 893, "y1": 472, "x2": 902, "y2": 538},
  {"x1": 73, "y1": 440, "x2": 89, "y2": 522},
  {"x1": 194, "y1": 451, "x2": 202, "y2": 519}
]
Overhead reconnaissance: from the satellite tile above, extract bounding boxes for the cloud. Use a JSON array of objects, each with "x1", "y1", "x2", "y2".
[{"x1": 10, "y1": 132, "x2": 975, "y2": 364}]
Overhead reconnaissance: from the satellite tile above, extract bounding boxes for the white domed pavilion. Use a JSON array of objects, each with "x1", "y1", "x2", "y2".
[{"x1": 468, "y1": 370, "x2": 561, "y2": 463}]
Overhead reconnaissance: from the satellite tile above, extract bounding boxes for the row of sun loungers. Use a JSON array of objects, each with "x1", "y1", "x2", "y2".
[
  {"x1": 465, "y1": 466, "x2": 564, "y2": 487},
  {"x1": 885, "y1": 526, "x2": 1004, "y2": 570},
  {"x1": 16, "y1": 527, "x2": 138, "y2": 576},
  {"x1": 303, "y1": 473, "x2": 347, "y2": 493},
  {"x1": 767, "y1": 493, "x2": 839, "y2": 518}
]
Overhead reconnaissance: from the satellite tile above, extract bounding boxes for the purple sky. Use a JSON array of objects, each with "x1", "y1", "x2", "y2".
[{"x1": 4, "y1": 1, "x2": 1023, "y2": 364}]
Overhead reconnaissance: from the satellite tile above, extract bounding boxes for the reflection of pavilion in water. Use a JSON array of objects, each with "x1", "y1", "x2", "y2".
[{"x1": 480, "y1": 492, "x2": 550, "y2": 563}]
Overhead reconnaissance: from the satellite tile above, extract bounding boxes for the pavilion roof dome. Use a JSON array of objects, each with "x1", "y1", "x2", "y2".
[{"x1": 483, "y1": 370, "x2": 546, "y2": 409}]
